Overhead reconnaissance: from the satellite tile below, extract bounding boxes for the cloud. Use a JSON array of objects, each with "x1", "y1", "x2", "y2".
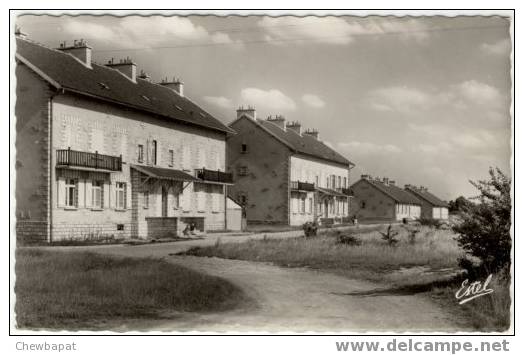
[
  {"x1": 240, "y1": 88, "x2": 296, "y2": 111},
  {"x1": 368, "y1": 80, "x2": 506, "y2": 116},
  {"x1": 301, "y1": 94, "x2": 325, "y2": 108},
  {"x1": 338, "y1": 141, "x2": 402, "y2": 154},
  {"x1": 481, "y1": 39, "x2": 511, "y2": 56},
  {"x1": 203, "y1": 96, "x2": 233, "y2": 109},
  {"x1": 257, "y1": 16, "x2": 429, "y2": 46},
  {"x1": 452, "y1": 131, "x2": 497, "y2": 149},
  {"x1": 368, "y1": 86, "x2": 431, "y2": 113},
  {"x1": 454, "y1": 80, "x2": 502, "y2": 105},
  {"x1": 62, "y1": 16, "x2": 237, "y2": 49}
]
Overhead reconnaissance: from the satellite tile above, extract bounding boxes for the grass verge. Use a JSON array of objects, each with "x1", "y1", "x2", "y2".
[{"x1": 15, "y1": 248, "x2": 248, "y2": 330}]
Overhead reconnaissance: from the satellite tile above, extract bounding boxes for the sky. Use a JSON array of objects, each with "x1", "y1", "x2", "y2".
[{"x1": 15, "y1": 14, "x2": 512, "y2": 200}]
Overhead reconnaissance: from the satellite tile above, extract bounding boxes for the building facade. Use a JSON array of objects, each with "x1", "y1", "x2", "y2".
[
  {"x1": 15, "y1": 36, "x2": 234, "y2": 243},
  {"x1": 350, "y1": 175, "x2": 421, "y2": 222},
  {"x1": 404, "y1": 185, "x2": 449, "y2": 220},
  {"x1": 227, "y1": 109, "x2": 354, "y2": 226}
]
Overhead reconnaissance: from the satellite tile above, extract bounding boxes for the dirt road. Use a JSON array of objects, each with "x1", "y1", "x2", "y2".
[{"x1": 79, "y1": 238, "x2": 465, "y2": 332}]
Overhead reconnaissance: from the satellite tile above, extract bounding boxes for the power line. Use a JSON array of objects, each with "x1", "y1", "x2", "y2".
[{"x1": 91, "y1": 24, "x2": 507, "y2": 53}]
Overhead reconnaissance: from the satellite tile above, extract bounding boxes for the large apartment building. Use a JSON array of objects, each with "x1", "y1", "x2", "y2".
[
  {"x1": 15, "y1": 35, "x2": 235, "y2": 243},
  {"x1": 227, "y1": 108, "x2": 354, "y2": 226}
]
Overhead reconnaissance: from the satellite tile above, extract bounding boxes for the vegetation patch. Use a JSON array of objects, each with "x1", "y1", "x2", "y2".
[{"x1": 15, "y1": 249, "x2": 248, "y2": 330}]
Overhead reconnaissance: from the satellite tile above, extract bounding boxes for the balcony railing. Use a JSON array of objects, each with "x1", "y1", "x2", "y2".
[
  {"x1": 56, "y1": 148, "x2": 122, "y2": 171},
  {"x1": 290, "y1": 180, "x2": 315, "y2": 192},
  {"x1": 195, "y1": 168, "x2": 233, "y2": 184}
]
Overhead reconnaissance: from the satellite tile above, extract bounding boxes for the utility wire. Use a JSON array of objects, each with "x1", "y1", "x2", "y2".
[{"x1": 91, "y1": 24, "x2": 508, "y2": 53}]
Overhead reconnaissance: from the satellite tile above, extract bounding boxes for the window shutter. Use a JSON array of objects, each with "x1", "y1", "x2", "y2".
[
  {"x1": 57, "y1": 178, "x2": 65, "y2": 207},
  {"x1": 76, "y1": 179, "x2": 85, "y2": 208},
  {"x1": 126, "y1": 182, "x2": 132, "y2": 210},
  {"x1": 104, "y1": 182, "x2": 111, "y2": 209},
  {"x1": 85, "y1": 180, "x2": 92, "y2": 208}
]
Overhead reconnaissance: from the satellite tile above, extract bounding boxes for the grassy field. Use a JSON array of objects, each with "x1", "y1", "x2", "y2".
[
  {"x1": 15, "y1": 249, "x2": 248, "y2": 330},
  {"x1": 186, "y1": 225, "x2": 463, "y2": 285},
  {"x1": 184, "y1": 224, "x2": 511, "y2": 331}
]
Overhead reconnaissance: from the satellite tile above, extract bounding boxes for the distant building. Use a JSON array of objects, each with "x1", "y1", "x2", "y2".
[
  {"x1": 227, "y1": 108, "x2": 355, "y2": 226},
  {"x1": 15, "y1": 35, "x2": 235, "y2": 243},
  {"x1": 404, "y1": 185, "x2": 449, "y2": 220},
  {"x1": 350, "y1": 175, "x2": 421, "y2": 222}
]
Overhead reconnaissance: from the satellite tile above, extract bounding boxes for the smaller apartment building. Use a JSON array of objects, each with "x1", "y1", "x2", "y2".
[
  {"x1": 227, "y1": 108, "x2": 354, "y2": 226},
  {"x1": 405, "y1": 185, "x2": 449, "y2": 220},
  {"x1": 350, "y1": 175, "x2": 421, "y2": 222}
]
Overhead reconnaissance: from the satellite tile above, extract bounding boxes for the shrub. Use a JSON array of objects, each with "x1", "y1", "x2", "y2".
[
  {"x1": 453, "y1": 167, "x2": 511, "y2": 275},
  {"x1": 336, "y1": 234, "x2": 362, "y2": 246},
  {"x1": 302, "y1": 221, "x2": 318, "y2": 237},
  {"x1": 379, "y1": 225, "x2": 399, "y2": 246},
  {"x1": 417, "y1": 217, "x2": 443, "y2": 229}
]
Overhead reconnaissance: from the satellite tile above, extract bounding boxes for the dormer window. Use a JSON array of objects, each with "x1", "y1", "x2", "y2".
[
  {"x1": 141, "y1": 95, "x2": 150, "y2": 102},
  {"x1": 241, "y1": 143, "x2": 248, "y2": 153},
  {"x1": 98, "y1": 82, "x2": 110, "y2": 90}
]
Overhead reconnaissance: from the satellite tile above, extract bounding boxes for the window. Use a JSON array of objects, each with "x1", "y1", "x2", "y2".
[
  {"x1": 238, "y1": 166, "x2": 248, "y2": 176},
  {"x1": 115, "y1": 182, "x2": 126, "y2": 209},
  {"x1": 92, "y1": 180, "x2": 103, "y2": 208},
  {"x1": 241, "y1": 143, "x2": 248, "y2": 153},
  {"x1": 331, "y1": 175, "x2": 336, "y2": 189},
  {"x1": 137, "y1": 144, "x2": 144, "y2": 163},
  {"x1": 143, "y1": 191, "x2": 149, "y2": 209},
  {"x1": 361, "y1": 201, "x2": 366, "y2": 209},
  {"x1": 326, "y1": 177, "x2": 330, "y2": 189},
  {"x1": 151, "y1": 140, "x2": 157, "y2": 165},
  {"x1": 338, "y1": 176, "x2": 342, "y2": 189},
  {"x1": 343, "y1": 177, "x2": 347, "y2": 188},
  {"x1": 65, "y1": 179, "x2": 77, "y2": 208},
  {"x1": 315, "y1": 176, "x2": 319, "y2": 187},
  {"x1": 182, "y1": 146, "x2": 190, "y2": 170},
  {"x1": 308, "y1": 198, "x2": 313, "y2": 214},
  {"x1": 300, "y1": 197, "x2": 306, "y2": 213},
  {"x1": 168, "y1": 149, "x2": 174, "y2": 167}
]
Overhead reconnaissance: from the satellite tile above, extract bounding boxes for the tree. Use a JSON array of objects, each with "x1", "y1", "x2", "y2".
[
  {"x1": 453, "y1": 167, "x2": 511, "y2": 274},
  {"x1": 448, "y1": 196, "x2": 474, "y2": 213}
]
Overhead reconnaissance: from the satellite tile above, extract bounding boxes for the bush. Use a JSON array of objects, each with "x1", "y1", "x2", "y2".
[
  {"x1": 302, "y1": 221, "x2": 318, "y2": 237},
  {"x1": 379, "y1": 225, "x2": 399, "y2": 246},
  {"x1": 336, "y1": 234, "x2": 362, "y2": 246},
  {"x1": 417, "y1": 217, "x2": 443, "y2": 229},
  {"x1": 453, "y1": 167, "x2": 511, "y2": 275}
]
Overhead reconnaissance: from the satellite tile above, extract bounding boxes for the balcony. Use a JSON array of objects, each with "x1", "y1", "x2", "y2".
[
  {"x1": 290, "y1": 180, "x2": 315, "y2": 192},
  {"x1": 56, "y1": 148, "x2": 122, "y2": 171},
  {"x1": 195, "y1": 168, "x2": 233, "y2": 184}
]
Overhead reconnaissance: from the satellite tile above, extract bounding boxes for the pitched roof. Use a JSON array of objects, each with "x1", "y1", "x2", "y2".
[
  {"x1": 15, "y1": 38, "x2": 234, "y2": 134},
  {"x1": 354, "y1": 179, "x2": 421, "y2": 205},
  {"x1": 405, "y1": 186, "x2": 448, "y2": 207},
  {"x1": 253, "y1": 118, "x2": 353, "y2": 166}
]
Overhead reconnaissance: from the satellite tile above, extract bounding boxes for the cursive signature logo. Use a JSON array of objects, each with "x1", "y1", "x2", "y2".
[{"x1": 455, "y1": 274, "x2": 494, "y2": 305}]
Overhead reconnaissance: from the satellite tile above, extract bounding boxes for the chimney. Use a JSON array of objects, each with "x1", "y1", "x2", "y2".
[
  {"x1": 419, "y1": 186, "x2": 427, "y2": 192},
  {"x1": 138, "y1": 70, "x2": 151, "y2": 82},
  {"x1": 405, "y1": 184, "x2": 412, "y2": 189},
  {"x1": 57, "y1": 39, "x2": 92, "y2": 68},
  {"x1": 236, "y1": 105, "x2": 256, "y2": 120},
  {"x1": 15, "y1": 27, "x2": 27, "y2": 39},
  {"x1": 361, "y1": 174, "x2": 370, "y2": 180},
  {"x1": 267, "y1": 115, "x2": 286, "y2": 130},
  {"x1": 304, "y1": 128, "x2": 319, "y2": 140},
  {"x1": 160, "y1": 77, "x2": 184, "y2": 96},
  {"x1": 389, "y1": 180, "x2": 396, "y2": 186},
  {"x1": 106, "y1": 57, "x2": 137, "y2": 82},
  {"x1": 382, "y1": 177, "x2": 389, "y2": 185},
  {"x1": 286, "y1": 121, "x2": 302, "y2": 135}
]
